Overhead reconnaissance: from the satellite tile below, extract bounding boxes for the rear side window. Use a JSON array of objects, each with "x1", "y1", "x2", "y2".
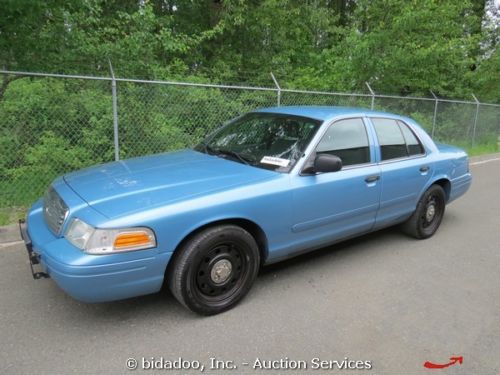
[
  {"x1": 316, "y1": 118, "x2": 370, "y2": 166},
  {"x1": 372, "y1": 118, "x2": 424, "y2": 161}
]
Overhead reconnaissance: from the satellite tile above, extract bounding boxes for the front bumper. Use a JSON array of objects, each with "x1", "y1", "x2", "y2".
[{"x1": 22, "y1": 199, "x2": 173, "y2": 303}]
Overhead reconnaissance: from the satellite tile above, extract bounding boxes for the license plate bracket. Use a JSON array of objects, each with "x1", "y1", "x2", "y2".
[{"x1": 19, "y1": 219, "x2": 49, "y2": 280}]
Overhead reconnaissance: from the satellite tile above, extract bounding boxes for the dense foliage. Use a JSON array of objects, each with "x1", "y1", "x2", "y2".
[
  {"x1": 0, "y1": 0, "x2": 499, "y2": 223},
  {"x1": 1, "y1": 0, "x2": 498, "y2": 98}
]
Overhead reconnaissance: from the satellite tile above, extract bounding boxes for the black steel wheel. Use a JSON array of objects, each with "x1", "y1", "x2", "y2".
[
  {"x1": 168, "y1": 225, "x2": 260, "y2": 315},
  {"x1": 401, "y1": 184, "x2": 446, "y2": 239}
]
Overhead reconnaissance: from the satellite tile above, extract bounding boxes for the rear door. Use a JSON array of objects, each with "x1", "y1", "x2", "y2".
[{"x1": 368, "y1": 117, "x2": 432, "y2": 229}]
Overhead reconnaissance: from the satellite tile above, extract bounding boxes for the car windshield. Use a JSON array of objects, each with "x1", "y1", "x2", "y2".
[{"x1": 195, "y1": 112, "x2": 322, "y2": 172}]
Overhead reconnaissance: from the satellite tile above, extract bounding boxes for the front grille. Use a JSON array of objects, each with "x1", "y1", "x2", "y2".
[{"x1": 43, "y1": 186, "x2": 69, "y2": 235}]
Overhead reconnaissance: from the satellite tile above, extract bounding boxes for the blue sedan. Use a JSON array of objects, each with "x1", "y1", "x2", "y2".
[{"x1": 21, "y1": 106, "x2": 472, "y2": 315}]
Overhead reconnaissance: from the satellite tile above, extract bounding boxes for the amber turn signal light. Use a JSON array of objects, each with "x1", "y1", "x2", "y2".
[{"x1": 114, "y1": 231, "x2": 155, "y2": 250}]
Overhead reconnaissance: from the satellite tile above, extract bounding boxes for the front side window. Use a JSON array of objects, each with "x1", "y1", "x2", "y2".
[
  {"x1": 195, "y1": 112, "x2": 321, "y2": 172},
  {"x1": 315, "y1": 118, "x2": 370, "y2": 167},
  {"x1": 372, "y1": 118, "x2": 424, "y2": 160}
]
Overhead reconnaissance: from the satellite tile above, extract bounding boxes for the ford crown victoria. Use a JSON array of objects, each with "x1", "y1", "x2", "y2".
[{"x1": 20, "y1": 106, "x2": 472, "y2": 315}]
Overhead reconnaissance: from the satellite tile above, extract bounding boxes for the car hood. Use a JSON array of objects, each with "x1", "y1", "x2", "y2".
[{"x1": 63, "y1": 149, "x2": 277, "y2": 219}]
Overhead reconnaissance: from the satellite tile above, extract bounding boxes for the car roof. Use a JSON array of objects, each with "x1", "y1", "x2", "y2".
[{"x1": 255, "y1": 106, "x2": 405, "y2": 122}]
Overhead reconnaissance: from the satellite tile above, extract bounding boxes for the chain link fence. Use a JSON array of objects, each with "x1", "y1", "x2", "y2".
[{"x1": 1, "y1": 70, "x2": 499, "y2": 223}]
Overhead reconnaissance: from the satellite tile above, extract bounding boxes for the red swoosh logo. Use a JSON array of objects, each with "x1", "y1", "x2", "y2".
[{"x1": 424, "y1": 356, "x2": 463, "y2": 369}]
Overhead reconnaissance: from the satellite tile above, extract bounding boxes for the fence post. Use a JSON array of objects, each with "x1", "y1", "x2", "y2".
[
  {"x1": 365, "y1": 82, "x2": 375, "y2": 110},
  {"x1": 430, "y1": 90, "x2": 439, "y2": 139},
  {"x1": 471, "y1": 94, "x2": 480, "y2": 148},
  {"x1": 270, "y1": 72, "x2": 281, "y2": 107},
  {"x1": 109, "y1": 60, "x2": 120, "y2": 161}
]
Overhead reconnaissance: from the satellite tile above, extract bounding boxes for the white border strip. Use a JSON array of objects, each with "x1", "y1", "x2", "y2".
[
  {"x1": 470, "y1": 157, "x2": 500, "y2": 166},
  {"x1": 0, "y1": 240, "x2": 23, "y2": 248}
]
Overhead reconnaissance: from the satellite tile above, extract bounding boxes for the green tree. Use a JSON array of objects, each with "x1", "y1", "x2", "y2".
[{"x1": 324, "y1": 0, "x2": 480, "y2": 96}]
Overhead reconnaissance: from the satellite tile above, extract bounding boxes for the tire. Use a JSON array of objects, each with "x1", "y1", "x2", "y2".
[
  {"x1": 401, "y1": 184, "x2": 446, "y2": 239},
  {"x1": 168, "y1": 225, "x2": 260, "y2": 315}
]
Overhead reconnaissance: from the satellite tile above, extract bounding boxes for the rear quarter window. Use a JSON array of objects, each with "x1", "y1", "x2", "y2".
[
  {"x1": 372, "y1": 118, "x2": 425, "y2": 160},
  {"x1": 397, "y1": 120, "x2": 425, "y2": 156},
  {"x1": 371, "y1": 118, "x2": 407, "y2": 160}
]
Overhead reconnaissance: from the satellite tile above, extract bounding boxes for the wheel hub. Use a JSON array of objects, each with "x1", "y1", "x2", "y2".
[
  {"x1": 210, "y1": 259, "x2": 233, "y2": 284},
  {"x1": 426, "y1": 204, "x2": 436, "y2": 222}
]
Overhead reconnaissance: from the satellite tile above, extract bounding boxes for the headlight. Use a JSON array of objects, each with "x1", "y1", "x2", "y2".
[
  {"x1": 65, "y1": 218, "x2": 156, "y2": 255},
  {"x1": 66, "y1": 218, "x2": 95, "y2": 249}
]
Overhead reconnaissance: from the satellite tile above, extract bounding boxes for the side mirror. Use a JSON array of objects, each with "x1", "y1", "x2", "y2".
[{"x1": 314, "y1": 154, "x2": 342, "y2": 173}]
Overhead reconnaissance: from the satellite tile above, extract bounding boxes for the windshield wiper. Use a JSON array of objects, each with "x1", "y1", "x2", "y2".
[{"x1": 204, "y1": 145, "x2": 256, "y2": 166}]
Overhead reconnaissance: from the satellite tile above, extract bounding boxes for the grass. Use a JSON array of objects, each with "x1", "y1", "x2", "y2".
[
  {"x1": 463, "y1": 143, "x2": 499, "y2": 156},
  {"x1": 0, "y1": 207, "x2": 27, "y2": 226}
]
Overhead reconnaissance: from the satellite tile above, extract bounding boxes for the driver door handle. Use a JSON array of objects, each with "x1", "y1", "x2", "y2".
[{"x1": 365, "y1": 175, "x2": 380, "y2": 183}]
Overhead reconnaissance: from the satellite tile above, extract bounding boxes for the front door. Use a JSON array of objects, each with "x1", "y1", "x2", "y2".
[{"x1": 291, "y1": 117, "x2": 381, "y2": 252}]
